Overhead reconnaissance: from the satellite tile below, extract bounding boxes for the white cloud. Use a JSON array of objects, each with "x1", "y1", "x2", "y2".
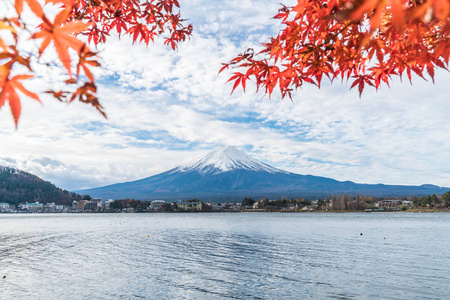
[{"x1": 0, "y1": 0, "x2": 449, "y2": 191}]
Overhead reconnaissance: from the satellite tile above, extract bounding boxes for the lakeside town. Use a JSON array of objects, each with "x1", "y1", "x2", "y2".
[{"x1": 1, "y1": 192, "x2": 449, "y2": 213}]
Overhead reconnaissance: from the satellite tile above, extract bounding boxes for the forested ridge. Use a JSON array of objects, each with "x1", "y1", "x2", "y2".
[{"x1": 0, "y1": 166, "x2": 76, "y2": 206}]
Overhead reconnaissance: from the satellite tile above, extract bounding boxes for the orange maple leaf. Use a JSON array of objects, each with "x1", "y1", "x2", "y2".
[
  {"x1": 0, "y1": 20, "x2": 17, "y2": 34},
  {"x1": 31, "y1": 7, "x2": 90, "y2": 78},
  {"x1": 0, "y1": 37, "x2": 7, "y2": 51},
  {"x1": 15, "y1": 0, "x2": 44, "y2": 17},
  {"x1": 0, "y1": 72, "x2": 41, "y2": 127},
  {"x1": 77, "y1": 45, "x2": 101, "y2": 82}
]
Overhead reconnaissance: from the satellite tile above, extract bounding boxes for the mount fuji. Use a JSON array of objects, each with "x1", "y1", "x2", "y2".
[{"x1": 80, "y1": 146, "x2": 450, "y2": 201}]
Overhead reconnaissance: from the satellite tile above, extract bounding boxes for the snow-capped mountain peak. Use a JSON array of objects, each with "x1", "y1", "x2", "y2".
[{"x1": 174, "y1": 146, "x2": 285, "y2": 174}]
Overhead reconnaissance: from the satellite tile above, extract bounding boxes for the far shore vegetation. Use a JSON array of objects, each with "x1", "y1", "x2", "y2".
[
  {"x1": 105, "y1": 191, "x2": 450, "y2": 213},
  {"x1": 3, "y1": 192, "x2": 449, "y2": 214}
]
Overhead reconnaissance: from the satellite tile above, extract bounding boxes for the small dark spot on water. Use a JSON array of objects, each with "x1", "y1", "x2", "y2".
[
  {"x1": 360, "y1": 233, "x2": 363, "y2": 236},
  {"x1": 3, "y1": 276, "x2": 6, "y2": 279}
]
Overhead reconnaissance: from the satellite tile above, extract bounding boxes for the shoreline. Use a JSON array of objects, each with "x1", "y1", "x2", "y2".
[{"x1": 2, "y1": 208, "x2": 450, "y2": 214}]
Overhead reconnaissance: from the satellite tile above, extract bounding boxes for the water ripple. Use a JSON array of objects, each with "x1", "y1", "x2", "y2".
[{"x1": 1, "y1": 213, "x2": 450, "y2": 299}]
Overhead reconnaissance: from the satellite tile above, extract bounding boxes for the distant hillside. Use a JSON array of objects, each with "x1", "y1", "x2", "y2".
[{"x1": 0, "y1": 166, "x2": 78, "y2": 206}]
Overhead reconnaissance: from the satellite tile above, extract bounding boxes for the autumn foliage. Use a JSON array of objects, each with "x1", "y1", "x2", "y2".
[
  {"x1": 0, "y1": 0, "x2": 191, "y2": 126},
  {"x1": 1, "y1": 1, "x2": 449, "y2": 127},
  {"x1": 221, "y1": 0, "x2": 450, "y2": 99}
]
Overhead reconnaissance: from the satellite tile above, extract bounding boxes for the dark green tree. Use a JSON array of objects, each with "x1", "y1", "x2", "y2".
[
  {"x1": 421, "y1": 195, "x2": 432, "y2": 207},
  {"x1": 242, "y1": 198, "x2": 256, "y2": 207},
  {"x1": 431, "y1": 194, "x2": 441, "y2": 206},
  {"x1": 442, "y1": 192, "x2": 450, "y2": 208}
]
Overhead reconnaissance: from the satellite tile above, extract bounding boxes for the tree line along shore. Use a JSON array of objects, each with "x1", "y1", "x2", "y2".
[{"x1": 2, "y1": 192, "x2": 449, "y2": 213}]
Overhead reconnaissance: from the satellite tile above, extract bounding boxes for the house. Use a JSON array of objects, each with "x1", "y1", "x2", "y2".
[
  {"x1": 72, "y1": 200, "x2": 88, "y2": 212},
  {"x1": 150, "y1": 200, "x2": 166, "y2": 211},
  {"x1": 84, "y1": 201, "x2": 99, "y2": 211},
  {"x1": 402, "y1": 200, "x2": 413, "y2": 206},
  {"x1": 26, "y1": 202, "x2": 44, "y2": 212},
  {"x1": 212, "y1": 204, "x2": 224, "y2": 211},
  {"x1": 104, "y1": 199, "x2": 114, "y2": 210},
  {"x1": 222, "y1": 202, "x2": 232, "y2": 210},
  {"x1": 231, "y1": 203, "x2": 241, "y2": 211},
  {"x1": 0, "y1": 202, "x2": 10, "y2": 212},
  {"x1": 43, "y1": 202, "x2": 56, "y2": 212},
  {"x1": 178, "y1": 200, "x2": 203, "y2": 211},
  {"x1": 55, "y1": 205, "x2": 68, "y2": 212},
  {"x1": 90, "y1": 198, "x2": 103, "y2": 208},
  {"x1": 377, "y1": 200, "x2": 403, "y2": 210}
]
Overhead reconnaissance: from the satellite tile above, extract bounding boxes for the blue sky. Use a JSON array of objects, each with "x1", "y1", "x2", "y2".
[{"x1": 1, "y1": 0, "x2": 449, "y2": 191}]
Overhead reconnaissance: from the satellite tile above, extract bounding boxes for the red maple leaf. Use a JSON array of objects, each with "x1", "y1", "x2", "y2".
[
  {"x1": 31, "y1": 7, "x2": 90, "y2": 78},
  {"x1": 0, "y1": 71, "x2": 41, "y2": 127}
]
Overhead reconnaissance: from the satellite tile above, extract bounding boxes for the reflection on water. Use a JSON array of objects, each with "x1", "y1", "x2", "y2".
[{"x1": 1, "y1": 213, "x2": 450, "y2": 299}]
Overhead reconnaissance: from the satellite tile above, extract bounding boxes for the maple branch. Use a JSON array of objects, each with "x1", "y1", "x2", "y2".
[
  {"x1": 298, "y1": 21, "x2": 353, "y2": 56},
  {"x1": 223, "y1": 0, "x2": 450, "y2": 100},
  {"x1": 77, "y1": 0, "x2": 96, "y2": 20}
]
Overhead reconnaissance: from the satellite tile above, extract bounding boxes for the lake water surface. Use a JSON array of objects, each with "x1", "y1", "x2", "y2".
[{"x1": 1, "y1": 212, "x2": 449, "y2": 299}]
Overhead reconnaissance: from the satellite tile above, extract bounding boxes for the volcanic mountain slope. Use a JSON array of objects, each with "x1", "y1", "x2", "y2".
[{"x1": 79, "y1": 146, "x2": 450, "y2": 201}]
